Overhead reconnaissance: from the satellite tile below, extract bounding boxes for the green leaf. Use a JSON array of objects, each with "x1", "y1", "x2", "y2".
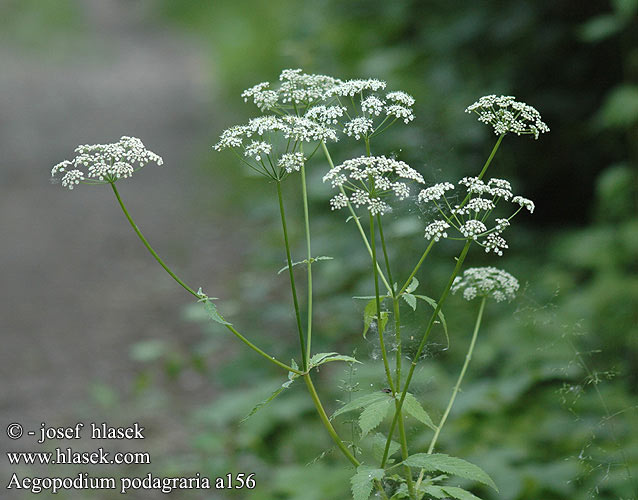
[
  {"x1": 371, "y1": 433, "x2": 400, "y2": 463},
  {"x1": 402, "y1": 293, "x2": 417, "y2": 311},
  {"x1": 406, "y1": 277, "x2": 419, "y2": 293},
  {"x1": 359, "y1": 398, "x2": 392, "y2": 436},
  {"x1": 362, "y1": 299, "x2": 377, "y2": 338},
  {"x1": 310, "y1": 352, "x2": 361, "y2": 368},
  {"x1": 390, "y1": 483, "x2": 410, "y2": 499},
  {"x1": 441, "y1": 486, "x2": 484, "y2": 500},
  {"x1": 403, "y1": 393, "x2": 437, "y2": 430},
  {"x1": 351, "y1": 466, "x2": 384, "y2": 500},
  {"x1": 241, "y1": 384, "x2": 288, "y2": 423},
  {"x1": 198, "y1": 294, "x2": 231, "y2": 325},
  {"x1": 422, "y1": 485, "x2": 447, "y2": 499},
  {"x1": 414, "y1": 295, "x2": 448, "y2": 347},
  {"x1": 402, "y1": 454, "x2": 498, "y2": 491},
  {"x1": 332, "y1": 392, "x2": 390, "y2": 420}
]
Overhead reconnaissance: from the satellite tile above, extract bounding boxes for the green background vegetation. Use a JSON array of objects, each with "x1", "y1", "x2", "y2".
[{"x1": 3, "y1": 1, "x2": 636, "y2": 499}]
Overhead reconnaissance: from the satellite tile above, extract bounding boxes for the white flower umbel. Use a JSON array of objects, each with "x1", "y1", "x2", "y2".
[
  {"x1": 465, "y1": 95, "x2": 549, "y2": 139},
  {"x1": 241, "y1": 69, "x2": 342, "y2": 112},
  {"x1": 418, "y1": 177, "x2": 534, "y2": 253},
  {"x1": 452, "y1": 267, "x2": 519, "y2": 302},
  {"x1": 344, "y1": 117, "x2": 374, "y2": 140},
  {"x1": 51, "y1": 136, "x2": 163, "y2": 190},
  {"x1": 278, "y1": 152, "x2": 306, "y2": 173},
  {"x1": 324, "y1": 155, "x2": 424, "y2": 216}
]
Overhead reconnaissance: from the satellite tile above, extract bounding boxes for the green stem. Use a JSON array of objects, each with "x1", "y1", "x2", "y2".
[
  {"x1": 110, "y1": 183, "x2": 300, "y2": 375},
  {"x1": 429, "y1": 297, "x2": 485, "y2": 453},
  {"x1": 398, "y1": 240, "x2": 436, "y2": 297},
  {"x1": 276, "y1": 181, "x2": 308, "y2": 371},
  {"x1": 303, "y1": 373, "x2": 360, "y2": 466},
  {"x1": 300, "y1": 148, "x2": 313, "y2": 363},
  {"x1": 381, "y1": 241, "x2": 471, "y2": 467},
  {"x1": 370, "y1": 213, "x2": 396, "y2": 395},
  {"x1": 477, "y1": 133, "x2": 505, "y2": 180},
  {"x1": 320, "y1": 141, "x2": 392, "y2": 294}
]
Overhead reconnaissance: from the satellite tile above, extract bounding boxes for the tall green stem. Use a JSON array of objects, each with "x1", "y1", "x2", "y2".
[
  {"x1": 110, "y1": 183, "x2": 300, "y2": 374},
  {"x1": 428, "y1": 296, "x2": 485, "y2": 453},
  {"x1": 477, "y1": 134, "x2": 504, "y2": 180},
  {"x1": 381, "y1": 241, "x2": 471, "y2": 467},
  {"x1": 369, "y1": 213, "x2": 396, "y2": 395},
  {"x1": 276, "y1": 181, "x2": 308, "y2": 371},
  {"x1": 300, "y1": 149, "x2": 314, "y2": 362}
]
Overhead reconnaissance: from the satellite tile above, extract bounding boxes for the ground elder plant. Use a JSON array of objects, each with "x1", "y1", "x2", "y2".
[{"x1": 52, "y1": 69, "x2": 549, "y2": 500}]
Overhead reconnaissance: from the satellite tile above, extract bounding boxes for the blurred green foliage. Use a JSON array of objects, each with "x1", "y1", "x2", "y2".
[{"x1": 138, "y1": 1, "x2": 638, "y2": 499}]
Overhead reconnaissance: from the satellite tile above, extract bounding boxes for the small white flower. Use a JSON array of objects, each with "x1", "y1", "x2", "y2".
[
  {"x1": 512, "y1": 195, "x2": 535, "y2": 213},
  {"x1": 244, "y1": 141, "x2": 272, "y2": 161},
  {"x1": 329, "y1": 192, "x2": 349, "y2": 210},
  {"x1": 344, "y1": 117, "x2": 374, "y2": 140},
  {"x1": 277, "y1": 152, "x2": 305, "y2": 173},
  {"x1": 386, "y1": 91, "x2": 415, "y2": 107},
  {"x1": 305, "y1": 105, "x2": 347, "y2": 125},
  {"x1": 52, "y1": 136, "x2": 163, "y2": 190},
  {"x1": 452, "y1": 267, "x2": 519, "y2": 302},
  {"x1": 487, "y1": 178, "x2": 513, "y2": 200},
  {"x1": 424, "y1": 220, "x2": 450, "y2": 241},
  {"x1": 332, "y1": 78, "x2": 387, "y2": 97},
  {"x1": 460, "y1": 220, "x2": 487, "y2": 239},
  {"x1": 385, "y1": 104, "x2": 414, "y2": 124},
  {"x1": 283, "y1": 115, "x2": 338, "y2": 143},
  {"x1": 484, "y1": 234, "x2": 508, "y2": 256},
  {"x1": 361, "y1": 95, "x2": 386, "y2": 116},
  {"x1": 418, "y1": 182, "x2": 455, "y2": 203},
  {"x1": 466, "y1": 95, "x2": 549, "y2": 139}
]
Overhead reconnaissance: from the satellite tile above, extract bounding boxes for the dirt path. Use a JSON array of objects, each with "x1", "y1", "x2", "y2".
[{"x1": 0, "y1": 3, "x2": 241, "y2": 494}]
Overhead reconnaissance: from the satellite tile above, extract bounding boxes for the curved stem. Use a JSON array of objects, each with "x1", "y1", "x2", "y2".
[
  {"x1": 276, "y1": 181, "x2": 308, "y2": 371},
  {"x1": 110, "y1": 183, "x2": 301, "y2": 374},
  {"x1": 381, "y1": 241, "x2": 471, "y2": 467},
  {"x1": 303, "y1": 373, "x2": 360, "y2": 466},
  {"x1": 398, "y1": 240, "x2": 436, "y2": 297}
]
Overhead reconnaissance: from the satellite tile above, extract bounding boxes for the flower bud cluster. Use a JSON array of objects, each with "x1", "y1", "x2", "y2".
[{"x1": 452, "y1": 267, "x2": 519, "y2": 302}]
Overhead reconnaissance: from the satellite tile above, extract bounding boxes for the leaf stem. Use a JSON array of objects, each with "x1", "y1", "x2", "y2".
[
  {"x1": 110, "y1": 183, "x2": 301, "y2": 374},
  {"x1": 300, "y1": 146, "x2": 314, "y2": 363}
]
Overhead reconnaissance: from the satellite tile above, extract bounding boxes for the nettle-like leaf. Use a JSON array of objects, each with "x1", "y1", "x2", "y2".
[
  {"x1": 277, "y1": 255, "x2": 334, "y2": 274},
  {"x1": 309, "y1": 352, "x2": 361, "y2": 369},
  {"x1": 371, "y1": 432, "x2": 400, "y2": 463},
  {"x1": 403, "y1": 393, "x2": 437, "y2": 430},
  {"x1": 197, "y1": 288, "x2": 231, "y2": 325},
  {"x1": 332, "y1": 392, "x2": 390, "y2": 420},
  {"x1": 402, "y1": 293, "x2": 417, "y2": 310},
  {"x1": 242, "y1": 360, "x2": 299, "y2": 422},
  {"x1": 359, "y1": 398, "x2": 392, "y2": 436},
  {"x1": 423, "y1": 485, "x2": 483, "y2": 500},
  {"x1": 390, "y1": 483, "x2": 410, "y2": 499},
  {"x1": 351, "y1": 465, "x2": 385, "y2": 500},
  {"x1": 361, "y1": 298, "x2": 390, "y2": 338},
  {"x1": 406, "y1": 277, "x2": 419, "y2": 294},
  {"x1": 403, "y1": 454, "x2": 498, "y2": 491}
]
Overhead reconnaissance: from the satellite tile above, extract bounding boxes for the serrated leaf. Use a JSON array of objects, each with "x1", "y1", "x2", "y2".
[
  {"x1": 402, "y1": 293, "x2": 417, "y2": 311},
  {"x1": 403, "y1": 393, "x2": 437, "y2": 430},
  {"x1": 414, "y1": 295, "x2": 448, "y2": 348},
  {"x1": 310, "y1": 352, "x2": 361, "y2": 368},
  {"x1": 422, "y1": 485, "x2": 447, "y2": 499},
  {"x1": 441, "y1": 486, "x2": 484, "y2": 500},
  {"x1": 390, "y1": 483, "x2": 410, "y2": 499},
  {"x1": 240, "y1": 385, "x2": 287, "y2": 423},
  {"x1": 371, "y1": 433, "x2": 400, "y2": 463},
  {"x1": 332, "y1": 392, "x2": 390, "y2": 420},
  {"x1": 403, "y1": 454, "x2": 498, "y2": 491},
  {"x1": 406, "y1": 277, "x2": 419, "y2": 293},
  {"x1": 351, "y1": 466, "x2": 384, "y2": 500},
  {"x1": 200, "y1": 296, "x2": 231, "y2": 325},
  {"x1": 359, "y1": 398, "x2": 392, "y2": 436}
]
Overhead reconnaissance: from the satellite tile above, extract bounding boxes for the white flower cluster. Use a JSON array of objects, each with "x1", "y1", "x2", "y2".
[
  {"x1": 451, "y1": 267, "x2": 519, "y2": 302},
  {"x1": 213, "y1": 115, "x2": 338, "y2": 152},
  {"x1": 278, "y1": 152, "x2": 305, "y2": 173},
  {"x1": 418, "y1": 177, "x2": 534, "y2": 255},
  {"x1": 241, "y1": 69, "x2": 342, "y2": 111},
  {"x1": 51, "y1": 136, "x2": 163, "y2": 190},
  {"x1": 466, "y1": 95, "x2": 549, "y2": 139},
  {"x1": 323, "y1": 155, "x2": 425, "y2": 216}
]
